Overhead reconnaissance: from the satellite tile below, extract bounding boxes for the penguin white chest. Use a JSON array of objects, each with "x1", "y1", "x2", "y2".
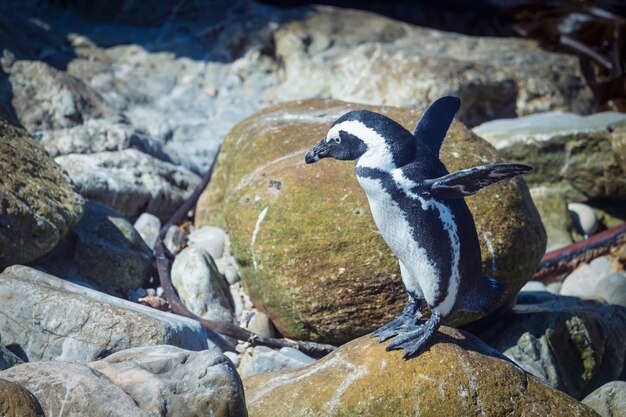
[{"x1": 356, "y1": 175, "x2": 440, "y2": 302}]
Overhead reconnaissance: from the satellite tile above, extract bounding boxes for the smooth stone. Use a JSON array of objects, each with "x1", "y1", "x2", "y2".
[
  {"x1": 30, "y1": 200, "x2": 152, "y2": 295},
  {"x1": 223, "y1": 265, "x2": 241, "y2": 285},
  {"x1": 582, "y1": 381, "x2": 626, "y2": 417},
  {"x1": 188, "y1": 226, "x2": 227, "y2": 259},
  {"x1": 171, "y1": 247, "x2": 233, "y2": 322},
  {"x1": 474, "y1": 111, "x2": 626, "y2": 200},
  {"x1": 224, "y1": 351, "x2": 241, "y2": 367},
  {"x1": 594, "y1": 272, "x2": 626, "y2": 307},
  {"x1": 0, "y1": 346, "x2": 23, "y2": 371},
  {"x1": 0, "y1": 115, "x2": 84, "y2": 269},
  {"x1": 0, "y1": 266, "x2": 208, "y2": 362},
  {"x1": 163, "y1": 225, "x2": 186, "y2": 255},
  {"x1": 568, "y1": 202, "x2": 599, "y2": 238},
  {"x1": 133, "y1": 212, "x2": 162, "y2": 250},
  {"x1": 246, "y1": 311, "x2": 275, "y2": 338},
  {"x1": 530, "y1": 186, "x2": 575, "y2": 251},
  {"x1": 519, "y1": 281, "x2": 547, "y2": 292},
  {"x1": 55, "y1": 149, "x2": 201, "y2": 221},
  {"x1": 196, "y1": 99, "x2": 546, "y2": 344},
  {"x1": 245, "y1": 329, "x2": 598, "y2": 416},
  {"x1": 486, "y1": 293, "x2": 626, "y2": 400},
  {"x1": 238, "y1": 346, "x2": 315, "y2": 379},
  {"x1": 0, "y1": 378, "x2": 44, "y2": 417},
  {"x1": 560, "y1": 256, "x2": 615, "y2": 299}
]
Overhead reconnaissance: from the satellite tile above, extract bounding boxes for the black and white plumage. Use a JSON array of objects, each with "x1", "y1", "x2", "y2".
[{"x1": 304, "y1": 96, "x2": 532, "y2": 358}]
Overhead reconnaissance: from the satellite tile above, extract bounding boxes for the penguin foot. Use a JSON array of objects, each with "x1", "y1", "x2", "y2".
[
  {"x1": 371, "y1": 299, "x2": 422, "y2": 342},
  {"x1": 385, "y1": 311, "x2": 442, "y2": 358}
]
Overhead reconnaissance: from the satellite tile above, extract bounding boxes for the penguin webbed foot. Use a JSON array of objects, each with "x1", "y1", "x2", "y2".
[
  {"x1": 371, "y1": 298, "x2": 423, "y2": 342},
  {"x1": 386, "y1": 310, "x2": 442, "y2": 358}
]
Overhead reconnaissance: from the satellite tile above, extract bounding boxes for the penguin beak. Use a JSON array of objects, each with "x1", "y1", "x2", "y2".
[{"x1": 305, "y1": 139, "x2": 330, "y2": 164}]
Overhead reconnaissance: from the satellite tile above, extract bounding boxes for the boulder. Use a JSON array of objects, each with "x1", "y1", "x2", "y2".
[
  {"x1": 582, "y1": 381, "x2": 626, "y2": 417},
  {"x1": 474, "y1": 112, "x2": 626, "y2": 200},
  {"x1": 238, "y1": 346, "x2": 314, "y2": 378},
  {"x1": 31, "y1": 200, "x2": 152, "y2": 295},
  {"x1": 245, "y1": 328, "x2": 598, "y2": 417},
  {"x1": 0, "y1": 378, "x2": 44, "y2": 417},
  {"x1": 484, "y1": 292, "x2": 626, "y2": 399},
  {"x1": 0, "y1": 266, "x2": 208, "y2": 362},
  {"x1": 196, "y1": 99, "x2": 546, "y2": 344},
  {"x1": 0, "y1": 115, "x2": 84, "y2": 269},
  {"x1": 55, "y1": 149, "x2": 201, "y2": 221}
]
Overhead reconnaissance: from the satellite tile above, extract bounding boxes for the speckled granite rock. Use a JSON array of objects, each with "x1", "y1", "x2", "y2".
[
  {"x1": 0, "y1": 266, "x2": 208, "y2": 362},
  {"x1": 0, "y1": 115, "x2": 84, "y2": 269},
  {"x1": 582, "y1": 381, "x2": 626, "y2": 417},
  {"x1": 197, "y1": 99, "x2": 546, "y2": 344},
  {"x1": 245, "y1": 328, "x2": 598, "y2": 417}
]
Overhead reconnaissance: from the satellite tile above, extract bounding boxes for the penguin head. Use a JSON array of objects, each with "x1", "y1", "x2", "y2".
[{"x1": 305, "y1": 110, "x2": 415, "y2": 167}]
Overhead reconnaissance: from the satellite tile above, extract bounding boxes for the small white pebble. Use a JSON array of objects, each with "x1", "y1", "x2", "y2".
[{"x1": 156, "y1": 287, "x2": 164, "y2": 297}]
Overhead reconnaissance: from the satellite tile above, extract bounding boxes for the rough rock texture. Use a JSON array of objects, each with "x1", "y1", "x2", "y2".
[
  {"x1": 238, "y1": 346, "x2": 315, "y2": 378},
  {"x1": 31, "y1": 200, "x2": 152, "y2": 295},
  {"x1": 272, "y1": 7, "x2": 595, "y2": 127},
  {"x1": 582, "y1": 381, "x2": 626, "y2": 417},
  {"x1": 0, "y1": 115, "x2": 84, "y2": 269},
  {"x1": 0, "y1": 378, "x2": 44, "y2": 417},
  {"x1": 530, "y1": 186, "x2": 576, "y2": 251},
  {"x1": 171, "y1": 247, "x2": 234, "y2": 322},
  {"x1": 0, "y1": 345, "x2": 23, "y2": 371},
  {"x1": 196, "y1": 99, "x2": 546, "y2": 344},
  {"x1": 0, "y1": 266, "x2": 208, "y2": 362},
  {"x1": 89, "y1": 346, "x2": 247, "y2": 417},
  {"x1": 245, "y1": 328, "x2": 599, "y2": 417},
  {"x1": 55, "y1": 149, "x2": 201, "y2": 221},
  {"x1": 485, "y1": 292, "x2": 626, "y2": 400},
  {"x1": 474, "y1": 112, "x2": 626, "y2": 200}
]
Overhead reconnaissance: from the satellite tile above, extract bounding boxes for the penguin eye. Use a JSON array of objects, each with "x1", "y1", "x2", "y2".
[{"x1": 333, "y1": 136, "x2": 341, "y2": 144}]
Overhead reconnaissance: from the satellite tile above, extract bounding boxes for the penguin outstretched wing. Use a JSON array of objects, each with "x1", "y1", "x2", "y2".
[
  {"x1": 422, "y1": 163, "x2": 532, "y2": 199},
  {"x1": 413, "y1": 96, "x2": 461, "y2": 157}
]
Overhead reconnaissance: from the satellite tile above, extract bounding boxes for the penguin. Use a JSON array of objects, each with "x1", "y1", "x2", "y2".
[{"x1": 304, "y1": 96, "x2": 532, "y2": 358}]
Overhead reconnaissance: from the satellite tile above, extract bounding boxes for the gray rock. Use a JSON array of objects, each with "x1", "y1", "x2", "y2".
[
  {"x1": 519, "y1": 281, "x2": 547, "y2": 293},
  {"x1": 163, "y1": 225, "x2": 186, "y2": 255},
  {"x1": 171, "y1": 247, "x2": 233, "y2": 322},
  {"x1": 1, "y1": 362, "x2": 152, "y2": 417},
  {"x1": 487, "y1": 292, "x2": 626, "y2": 400},
  {"x1": 223, "y1": 264, "x2": 241, "y2": 285},
  {"x1": 568, "y1": 202, "x2": 598, "y2": 238},
  {"x1": 560, "y1": 256, "x2": 616, "y2": 300},
  {"x1": 1, "y1": 59, "x2": 118, "y2": 131},
  {"x1": 0, "y1": 265, "x2": 208, "y2": 362},
  {"x1": 55, "y1": 149, "x2": 201, "y2": 221},
  {"x1": 0, "y1": 346, "x2": 23, "y2": 371},
  {"x1": 0, "y1": 115, "x2": 84, "y2": 269},
  {"x1": 238, "y1": 346, "x2": 315, "y2": 379},
  {"x1": 246, "y1": 311, "x2": 275, "y2": 338},
  {"x1": 127, "y1": 287, "x2": 148, "y2": 302},
  {"x1": 134, "y1": 212, "x2": 161, "y2": 249},
  {"x1": 0, "y1": 378, "x2": 44, "y2": 417},
  {"x1": 582, "y1": 381, "x2": 626, "y2": 417},
  {"x1": 474, "y1": 111, "x2": 626, "y2": 200},
  {"x1": 530, "y1": 186, "x2": 575, "y2": 251},
  {"x1": 31, "y1": 200, "x2": 152, "y2": 295},
  {"x1": 89, "y1": 345, "x2": 247, "y2": 417},
  {"x1": 188, "y1": 226, "x2": 227, "y2": 260},
  {"x1": 595, "y1": 272, "x2": 626, "y2": 307}
]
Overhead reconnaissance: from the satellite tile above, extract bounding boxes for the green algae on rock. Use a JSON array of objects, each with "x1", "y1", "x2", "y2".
[
  {"x1": 244, "y1": 328, "x2": 599, "y2": 417},
  {"x1": 0, "y1": 116, "x2": 84, "y2": 269},
  {"x1": 196, "y1": 99, "x2": 546, "y2": 344}
]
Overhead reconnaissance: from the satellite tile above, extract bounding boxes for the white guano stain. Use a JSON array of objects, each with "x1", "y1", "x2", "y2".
[
  {"x1": 251, "y1": 207, "x2": 269, "y2": 271},
  {"x1": 482, "y1": 232, "x2": 497, "y2": 276}
]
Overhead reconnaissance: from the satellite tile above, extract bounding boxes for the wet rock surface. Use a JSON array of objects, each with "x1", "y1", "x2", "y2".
[{"x1": 196, "y1": 99, "x2": 546, "y2": 344}]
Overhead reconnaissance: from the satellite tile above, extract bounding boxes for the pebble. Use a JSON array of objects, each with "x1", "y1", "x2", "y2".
[
  {"x1": 560, "y1": 256, "x2": 615, "y2": 298},
  {"x1": 187, "y1": 226, "x2": 227, "y2": 259},
  {"x1": 567, "y1": 202, "x2": 598, "y2": 238},
  {"x1": 163, "y1": 225, "x2": 186, "y2": 255},
  {"x1": 246, "y1": 311, "x2": 275, "y2": 338},
  {"x1": 519, "y1": 281, "x2": 547, "y2": 293},
  {"x1": 133, "y1": 212, "x2": 162, "y2": 249},
  {"x1": 223, "y1": 265, "x2": 240, "y2": 285},
  {"x1": 146, "y1": 288, "x2": 156, "y2": 297},
  {"x1": 594, "y1": 272, "x2": 626, "y2": 307}
]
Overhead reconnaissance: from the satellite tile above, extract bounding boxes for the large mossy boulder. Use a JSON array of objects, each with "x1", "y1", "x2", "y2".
[
  {"x1": 196, "y1": 99, "x2": 546, "y2": 344},
  {"x1": 244, "y1": 328, "x2": 599, "y2": 417},
  {"x1": 0, "y1": 116, "x2": 84, "y2": 269}
]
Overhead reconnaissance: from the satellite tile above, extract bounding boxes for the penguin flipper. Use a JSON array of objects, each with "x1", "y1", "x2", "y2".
[
  {"x1": 423, "y1": 163, "x2": 532, "y2": 199},
  {"x1": 413, "y1": 96, "x2": 461, "y2": 157}
]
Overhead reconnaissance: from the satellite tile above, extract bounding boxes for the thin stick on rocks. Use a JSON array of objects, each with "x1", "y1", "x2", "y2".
[
  {"x1": 532, "y1": 222, "x2": 626, "y2": 284},
  {"x1": 154, "y1": 145, "x2": 336, "y2": 358}
]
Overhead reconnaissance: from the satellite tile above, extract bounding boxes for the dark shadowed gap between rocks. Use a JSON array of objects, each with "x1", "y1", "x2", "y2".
[{"x1": 153, "y1": 144, "x2": 337, "y2": 358}]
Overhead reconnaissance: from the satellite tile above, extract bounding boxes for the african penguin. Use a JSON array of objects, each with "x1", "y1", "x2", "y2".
[{"x1": 304, "y1": 96, "x2": 532, "y2": 358}]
